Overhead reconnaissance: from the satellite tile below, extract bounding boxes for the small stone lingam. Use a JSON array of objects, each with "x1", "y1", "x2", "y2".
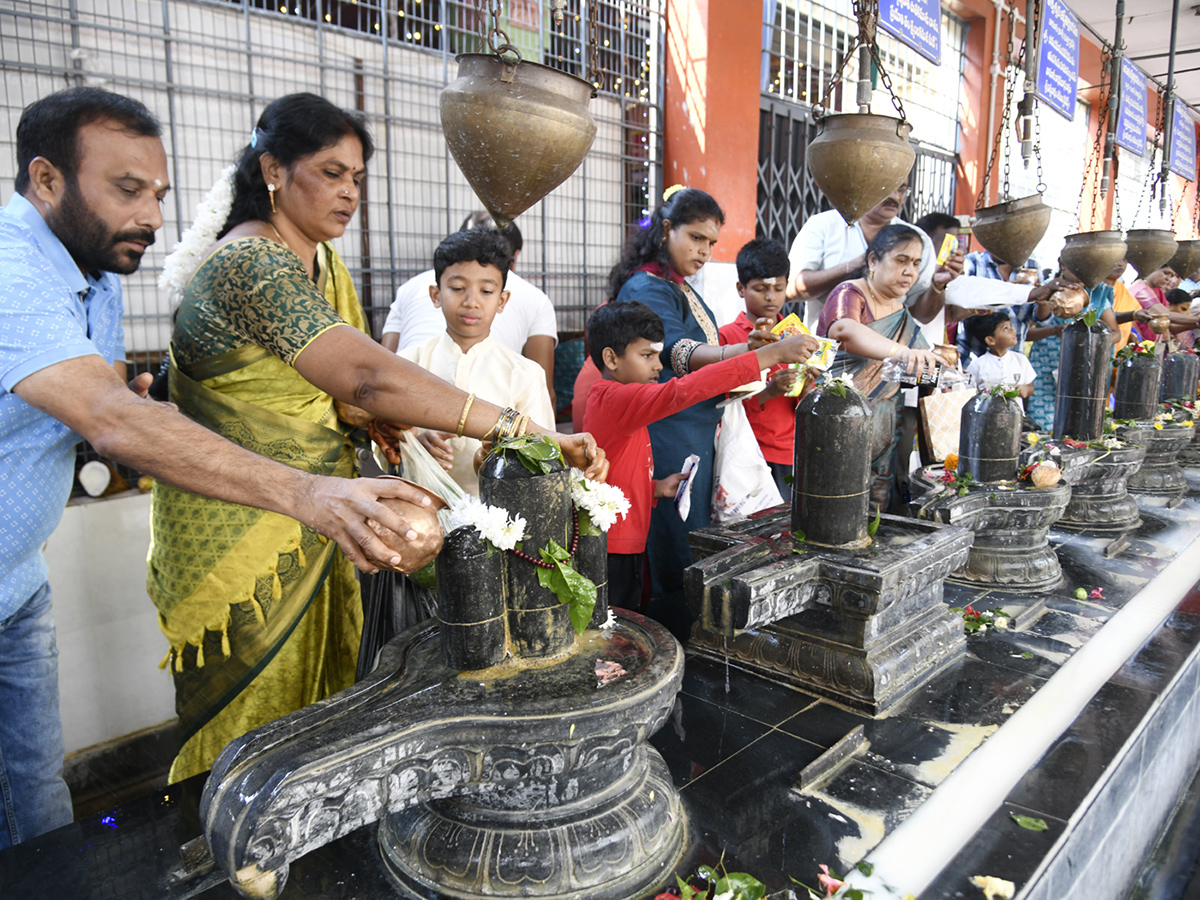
[
  {"x1": 911, "y1": 387, "x2": 1070, "y2": 592},
  {"x1": 1163, "y1": 349, "x2": 1200, "y2": 466},
  {"x1": 195, "y1": 440, "x2": 686, "y2": 900},
  {"x1": 684, "y1": 380, "x2": 972, "y2": 714},
  {"x1": 1046, "y1": 319, "x2": 1146, "y2": 533},
  {"x1": 1115, "y1": 344, "x2": 1194, "y2": 495}
]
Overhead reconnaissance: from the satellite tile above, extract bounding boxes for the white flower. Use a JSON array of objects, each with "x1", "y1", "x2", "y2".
[
  {"x1": 446, "y1": 496, "x2": 524, "y2": 549},
  {"x1": 569, "y1": 471, "x2": 630, "y2": 533},
  {"x1": 599, "y1": 609, "x2": 617, "y2": 636},
  {"x1": 1101, "y1": 436, "x2": 1123, "y2": 449},
  {"x1": 159, "y1": 166, "x2": 237, "y2": 306},
  {"x1": 492, "y1": 513, "x2": 526, "y2": 552}
]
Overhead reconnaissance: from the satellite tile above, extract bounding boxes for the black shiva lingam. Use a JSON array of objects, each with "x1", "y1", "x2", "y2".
[
  {"x1": 1114, "y1": 345, "x2": 1194, "y2": 496},
  {"x1": 684, "y1": 381, "x2": 973, "y2": 715},
  {"x1": 196, "y1": 441, "x2": 686, "y2": 900},
  {"x1": 1162, "y1": 349, "x2": 1200, "y2": 467},
  {"x1": 911, "y1": 387, "x2": 1070, "y2": 592},
  {"x1": 1040, "y1": 320, "x2": 1146, "y2": 534}
]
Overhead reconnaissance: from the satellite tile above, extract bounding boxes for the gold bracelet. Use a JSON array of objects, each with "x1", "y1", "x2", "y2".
[
  {"x1": 930, "y1": 280, "x2": 946, "y2": 294},
  {"x1": 888, "y1": 345, "x2": 901, "y2": 358},
  {"x1": 455, "y1": 393, "x2": 476, "y2": 438},
  {"x1": 517, "y1": 414, "x2": 530, "y2": 436}
]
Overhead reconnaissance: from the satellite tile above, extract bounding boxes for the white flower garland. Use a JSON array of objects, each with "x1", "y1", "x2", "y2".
[
  {"x1": 158, "y1": 165, "x2": 237, "y2": 306},
  {"x1": 569, "y1": 471, "x2": 630, "y2": 532},
  {"x1": 445, "y1": 495, "x2": 527, "y2": 551}
]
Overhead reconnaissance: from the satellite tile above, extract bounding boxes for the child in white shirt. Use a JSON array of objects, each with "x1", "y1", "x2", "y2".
[
  {"x1": 399, "y1": 229, "x2": 554, "y2": 495},
  {"x1": 965, "y1": 311, "x2": 1037, "y2": 410}
]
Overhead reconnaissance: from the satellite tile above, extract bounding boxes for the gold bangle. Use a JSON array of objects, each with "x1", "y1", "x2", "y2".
[
  {"x1": 455, "y1": 393, "x2": 475, "y2": 438},
  {"x1": 888, "y1": 345, "x2": 900, "y2": 358},
  {"x1": 517, "y1": 415, "x2": 530, "y2": 436},
  {"x1": 930, "y1": 280, "x2": 946, "y2": 294}
]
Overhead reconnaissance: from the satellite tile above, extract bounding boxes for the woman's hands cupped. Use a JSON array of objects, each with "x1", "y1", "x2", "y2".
[{"x1": 295, "y1": 474, "x2": 436, "y2": 573}]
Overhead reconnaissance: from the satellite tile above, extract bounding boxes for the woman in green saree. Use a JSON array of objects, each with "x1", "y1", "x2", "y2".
[
  {"x1": 151, "y1": 94, "x2": 605, "y2": 782},
  {"x1": 816, "y1": 224, "x2": 959, "y2": 513}
]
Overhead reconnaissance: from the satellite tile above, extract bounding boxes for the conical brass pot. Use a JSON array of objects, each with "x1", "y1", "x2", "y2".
[
  {"x1": 971, "y1": 194, "x2": 1051, "y2": 267},
  {"x1": 1167, "y1": 239, "x2": 1200, "y2": 279},
  {"x1": 440, "y1": 54, "x2": 597, "y2": 225},
  {"x1": 806, "y1": 114, "x2": 915, "y2": 224},
  {"x1": 1124, "y1": 229, "x2": 1177, "y2": 278},
  {"x1": 1060, "y1": 231, "x2": 1128, "y2": 289}
]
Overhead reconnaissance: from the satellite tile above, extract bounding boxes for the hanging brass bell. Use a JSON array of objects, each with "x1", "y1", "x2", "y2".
[
  {"x1": 806, "y1": 114, "x2": 915, "y2": 225},
  {"x1": 971, "y1": 195, "x2": 1051, "y2": 268},
  {"x1": 1167, "y1": 239, "x2": 1200, "y2": 280},
  {"x1": 1060, "y1": 231, "x2": 1128, "y2": 289},
  {"x1": 1123, "y1": 229, "x2": 1177, "y2": 278},
  {"x1": 440, "y1": 54, "x2": 597, "y2": 226}
]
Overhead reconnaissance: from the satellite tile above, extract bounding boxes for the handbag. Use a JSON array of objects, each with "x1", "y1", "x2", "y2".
[
  {"x1": 711, "y1": 401, "x2": 784, "y2": 523},
  {"x1": 919, "y1": 388, "x2": 978, "y2": 462}
]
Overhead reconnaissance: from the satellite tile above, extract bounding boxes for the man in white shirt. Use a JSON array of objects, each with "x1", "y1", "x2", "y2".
[
  {"x1": 382, "y1": 214, "x2": 558, "y2": 408},
  {"x1": 786, "y1": 184, "x2": 935, "y2": 328}
]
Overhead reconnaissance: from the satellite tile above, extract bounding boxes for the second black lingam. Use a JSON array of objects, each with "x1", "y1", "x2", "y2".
[{"x1": 685, "y1": 380, "x2": 972, "y2": 714}]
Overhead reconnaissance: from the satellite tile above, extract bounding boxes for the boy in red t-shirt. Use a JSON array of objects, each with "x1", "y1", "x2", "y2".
[
  {"x1": 718, "y1": 239, "x2": 799, "y2": 497},
  {"x1": 583, "y1": 300, "x2": 817, "y2": 611}
]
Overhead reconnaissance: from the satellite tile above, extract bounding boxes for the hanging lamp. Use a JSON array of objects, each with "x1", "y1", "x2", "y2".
[{"x1": 440, "y1": 0, "x2": 600, "y2": 225}]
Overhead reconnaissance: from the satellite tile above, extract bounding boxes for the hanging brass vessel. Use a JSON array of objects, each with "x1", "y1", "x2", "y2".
[
  {"x1": 971, "y1": 194, "x2": 1051, "y2": 268},
  {"x1": 1060, "y1": 231, "x2": 1128, "y2": 289},
  {"x1": 1123, "y1": 229, "x2": 1177, "y2": 278},
  {"x1": 440, "y1": 54, "x2": 597, "y2": 226},
  {"x1": 1167, "y1": 239, "x2": 1200, "y2": 279},
  {"x1": 806, "y1": 114, "x2": 915, "y2": 224}
]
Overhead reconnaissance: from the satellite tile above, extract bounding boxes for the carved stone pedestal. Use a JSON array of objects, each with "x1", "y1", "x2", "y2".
[
  {"x1": 1026, "y1": 440, "x2": 1147, "y2": 534},
  {"x1": 685, "y1": 510, "x2": 972, "y2": 715},
  {"x1": 1123, "y1": 423, "x2": 1193, "y2": 495},
  {"x1": 200, "y1": 613, "x2": 685, "y2": 900},
  {"x1": 911, "y1": 467, "x2": 1070, "y2": 592}
]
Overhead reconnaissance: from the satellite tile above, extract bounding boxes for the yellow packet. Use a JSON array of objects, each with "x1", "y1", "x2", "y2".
[
  {"x1": 771, "y1": 313, "x2": 810, "y2": 338},
  {"x1": 784, "y1": 337, "x2": 840, "y2": 396},
  {"x1": 936, "y1": 232, "x2": 958, "y2": 265}
]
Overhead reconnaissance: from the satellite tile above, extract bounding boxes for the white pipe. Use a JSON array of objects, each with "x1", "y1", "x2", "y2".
[{"x1": 856, "y1": 537, "x2": 1200, "y2": 898}]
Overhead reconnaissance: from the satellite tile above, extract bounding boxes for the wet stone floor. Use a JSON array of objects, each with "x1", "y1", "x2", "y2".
[{"x1": 3, "y1": 479, "x2": 1200, "y2": 900}]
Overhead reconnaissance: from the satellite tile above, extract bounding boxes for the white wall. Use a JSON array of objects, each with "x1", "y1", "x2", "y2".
[{"x1": 44, "y1": 492, "x2": 175, "y2": 754}]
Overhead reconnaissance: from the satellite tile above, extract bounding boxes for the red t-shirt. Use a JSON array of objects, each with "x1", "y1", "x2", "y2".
[
  {"x1": 718, "y1": 312, "x2": 798, "y2": 465},
  {"x1": 583, "y1": 352, "x2": 762, "y2": 553}
]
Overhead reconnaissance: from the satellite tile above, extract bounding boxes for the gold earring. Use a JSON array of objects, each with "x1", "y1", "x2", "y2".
[{"x1": 267, "y1": 183, "x2": 276, "y2": 214}]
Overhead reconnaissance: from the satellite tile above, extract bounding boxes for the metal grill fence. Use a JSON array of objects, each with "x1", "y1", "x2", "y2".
[{"x1": 0, "y1": 0, "x2": 666, "y2": 355}]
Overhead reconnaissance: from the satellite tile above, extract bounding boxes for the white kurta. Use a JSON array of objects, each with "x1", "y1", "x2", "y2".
[{"x1": 400, "y1": 333, "x2": 555, "y2": 495}]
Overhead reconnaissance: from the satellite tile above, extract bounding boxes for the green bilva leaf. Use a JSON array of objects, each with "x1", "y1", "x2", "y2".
[
  {"x1": 845, "y1": 890, "x2": 866, "y2": 900},
  {"x1": 1021, "y1": 651, "x2": 1034, "y2": 659},
  {"x1": 867, "y1": 506, "x2": 882, "y2": 536},
  {"x1": 856, "y1": 861, "x2": 875, "y2": 877},
  {"x1": 1081, "y1": 309, "x2": 1098, "y2": 328},
  {"x1": 715, "y1": 872, "x2": 767, "y2": 900},
  {"x1": 576, "y1": 507, "x2": 602, "y2": 537},
  {"x1": 537, "y1": 540, "x2": 597, "y2": 635},
  {"x1": 677, "y1": 874, "x2": 705, "y2": 900},
  {"x1": 793, "y1": 529, "x2": 806, "y2": 543},
  {"x1": 1011, "y1": 814, "x2": 1049, "y2": 831}
]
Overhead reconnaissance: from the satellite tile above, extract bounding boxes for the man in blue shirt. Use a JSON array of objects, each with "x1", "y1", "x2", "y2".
[{"x1": 0, "y1": 88, "x2": 437, "y2": 848}]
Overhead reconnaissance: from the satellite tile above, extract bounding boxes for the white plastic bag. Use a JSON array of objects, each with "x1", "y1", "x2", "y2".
[{"x1": 711, "y1": 401, "x2": 783, "y2": 523}]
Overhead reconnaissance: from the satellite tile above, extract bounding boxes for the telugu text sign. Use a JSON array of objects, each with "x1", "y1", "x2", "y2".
[
  {"x1": 878, "y1": 0, "x2": 941, "y2": 66},
  {"x1": 1036, "y1": 0, "x2": 1080, "y2": 121},
  {"x1": 1115, "y1": 59, "x2": 1147, "y2": 156},
  {"x1": 1170, "y1": 100, "x2": 1197, "y2": 181}
]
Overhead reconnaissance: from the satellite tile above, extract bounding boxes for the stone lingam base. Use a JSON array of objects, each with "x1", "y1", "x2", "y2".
[
  {"x1": 1120, "y1": 421, "x2": 1193, "y2": 496},
  {"x1": 684, "y1": 509, "x2": 972, "y2": 715},
  {"x1": 910, "y1": 465, "x2": 1070, "y2": 593},
  {"x1": 199, "y1": 611, "x2": 685, "y2": 900},
  {"x1": 1025, "y1": 438, "x2": 1147, "y2": 534}
]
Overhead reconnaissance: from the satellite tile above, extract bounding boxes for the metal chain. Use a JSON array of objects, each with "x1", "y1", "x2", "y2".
[
  {"x1": 1132, "y1": 96, "x2": 1160, "y2": 228},
  {"x1": 815, "y1": 0, "x2": 906, "y2": 124},
  {"x1": 587, "y1": 0, "x2": 600, "y2": 93},
  {"x1": 485, "y1": 0, "x2": 515, "y2": 58},
  {"x1": 1027, "y1": 0, "x2": 1044, "y2": 192},
  {"x1": 1078, "y1": 48, "x2": 1111, "y2": 230},
  {"x1": 977, "y1": 1, "x2": 1018, "y2": 209}
]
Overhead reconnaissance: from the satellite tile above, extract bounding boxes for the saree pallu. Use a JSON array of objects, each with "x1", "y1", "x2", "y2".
[
  {"x1": 148, "y1": 241, "x2": 365, "y2": 782},
  {"x1": 828, "y1": 307, "x2": 925, "y2": 512}
]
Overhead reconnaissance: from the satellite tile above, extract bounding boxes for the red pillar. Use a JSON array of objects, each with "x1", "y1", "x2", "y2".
[{"x1": 663, "y1": 0, "x2": 761, "y2": 261}]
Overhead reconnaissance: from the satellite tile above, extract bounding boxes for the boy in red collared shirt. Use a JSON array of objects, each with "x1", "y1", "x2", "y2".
[
  {"x1": 583, "y1": 300, "x2": 817, "y2": 611},
  {"x1": 718, "y1": 239, "x2": 800, "y2": 497}
]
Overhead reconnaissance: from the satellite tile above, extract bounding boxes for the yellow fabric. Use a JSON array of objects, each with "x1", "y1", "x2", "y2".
[
  {"x1": 148, "y1": 240, "x2": 369, "y2": 782},
  {"x1": 1113, "y1": 281, "x2": 1140, "y2": 351}
]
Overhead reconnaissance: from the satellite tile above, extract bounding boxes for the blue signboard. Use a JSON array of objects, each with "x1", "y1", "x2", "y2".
[
  {"x1": 1169, "y1": 100, "x2": 1197, "y2": 181},
  {"x1": 1036, "y1": 0, "x2": 1080, "y2": 121},
  {"x1": 878, "y1": 0, "x2": 941, "y2": 66},
  {"x1": 1115, "y1": 58, "x2": 1147, "y2": 156}
]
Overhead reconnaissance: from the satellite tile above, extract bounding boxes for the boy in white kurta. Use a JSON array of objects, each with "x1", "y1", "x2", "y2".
[
  {"x1": 965, "y1": 311, "x2": 1037, "y2": 411},
  {"x1": 399, "y1": 229, "x2": 554, "y2": 495}
]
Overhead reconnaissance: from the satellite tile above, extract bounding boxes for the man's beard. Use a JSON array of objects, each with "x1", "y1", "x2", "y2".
[{"x1": 49, "y1": 179, "x2": 155, "y2": 275}]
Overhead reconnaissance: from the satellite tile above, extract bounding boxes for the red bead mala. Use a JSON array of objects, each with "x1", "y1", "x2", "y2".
[{"x1": 507, "y1": 506, "x2": 580, "y2": 568}]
